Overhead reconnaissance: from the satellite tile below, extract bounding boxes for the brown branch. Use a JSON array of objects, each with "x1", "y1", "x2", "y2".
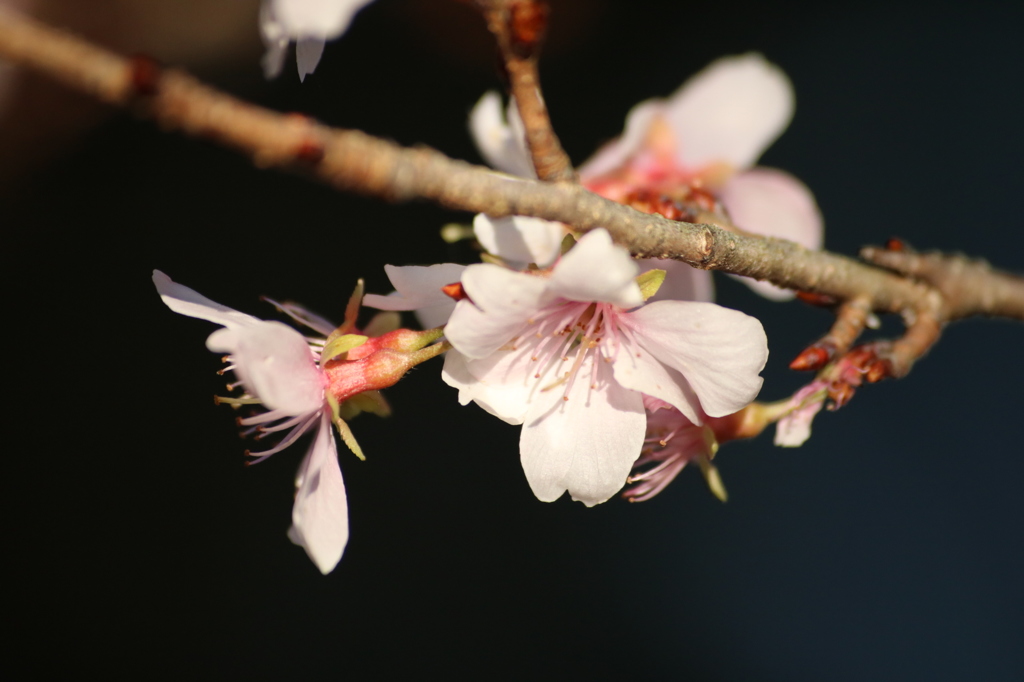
[
  {"x1": 475, "y1": 0, "x2": 575, "y2": 182},
  {"x1": 1, "y1": 5, "x2": 1021, "y2": 350},
  {"x1": 861, "y1": 245, "x2": 1024, "y2": 321}
]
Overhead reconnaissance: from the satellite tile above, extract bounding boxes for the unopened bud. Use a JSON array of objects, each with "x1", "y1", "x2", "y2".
[{"x1": 790, "y1": 343, "x2": 833, "y2": 371}]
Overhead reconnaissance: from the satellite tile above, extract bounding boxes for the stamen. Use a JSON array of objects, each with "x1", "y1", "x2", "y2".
[
  {"x1": 214, "y1": 396, "x2": 262, "y2": 406},
  {"x1": 246, "y1": 412, "x2": 319, "y2": 462}
]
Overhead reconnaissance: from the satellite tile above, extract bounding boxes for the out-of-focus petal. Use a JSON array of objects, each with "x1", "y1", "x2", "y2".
[
  {"x1": 640, "y1": 259, "x2": 715, "y2": 303},
  {"x1": 774, "y1": 383, "x2": 826, "y2": 447},
  {"x1": 230, "y1": 321, "x2": 325, "y2": 415},
  {"x1": 473, "y1": 214, "x2": 564, "y2": 267},
  {"x1": 295, "y1": 37, "x2": 325, "y2": 81},
  {"x1": 468, "y1": 91, "x2": 536, "y2": 178},
  {"x1": 288, "y1": 412, "x2": 348, "y2": 574},
  {"x1": 548, "y1": 229, "x2": 642, "y2": 308},
  {"x1": 664, "y1": 53, "x2": 794, "y2": 171},
  {"x1": 578, "y1": 98, "x2": 664, "y2": 180},
  {"x1": 720, "y1": 167, "x2": 824, "y2": 301},
  {"x1": 624, "y1": 301, "x2": 767, "y2": 417},
  {"x1": 363, "y1": 263, "x2": 467, "y2": 328},
  {"x1": 153, "y1": 270, "x2": 259, "y2": 329},
  {"x1": 268, "y1": 0, "x2": 372, "y2": 39},
  {"x1": 520, "y1": 358, "x2": 646, "y2": 506},
  {"x1": 447, "y1": 265, "x2": 549, "y2": 358}
]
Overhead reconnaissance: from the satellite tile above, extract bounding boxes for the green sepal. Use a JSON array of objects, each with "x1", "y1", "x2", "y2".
[
  {"x1": 559, "y1": 232, "x2": 577, "y2": 256},
  {"x1": 327, "y1": 393, "x2": 366, "y2": 461},
  {"x1": 340, "y1": 390, "x2": 392, "y2": 420},
  {"x1": 321, "y1": 334, "x2": 367, "y2": 364},
  {"x1": 636, "y1": 269, "x2": 666, "y2": 301}
]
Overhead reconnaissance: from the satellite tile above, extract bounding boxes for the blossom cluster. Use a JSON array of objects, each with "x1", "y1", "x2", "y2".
[{"x1": 156, "y1": 34, "x2": 825, "y2": 573}]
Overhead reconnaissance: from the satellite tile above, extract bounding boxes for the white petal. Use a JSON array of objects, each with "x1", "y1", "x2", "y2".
[
  {"x1": 268, "y1": 0, "x2": 371, "y2": 39},
  {"x1": 288, "y1": 412, "x2": 348, "y2": 574},
  {"x1": 441, "y1": 350, "x2": 530, "y2": 425},
  {"x1": 720, "y1": 168, "x2": 824, "y2": 301},
  {"x1": 473, "y1": 213, "x2": 564, "y2": 267},
  {"x1": 295, "y1": 37, "x2": 325, "y2": 81},
  {"x1": 153, "y1": 270, "x2": 259, "y2": 329},
  {"x1": 362, "y1": 263, "x2": 466, "y2": 329},
  {"x1": 612, "y1": 342, "x2": 704, "y2": 425},
  {"x1": 578, "y1": 98, "x2": 664, "y2": 180},
  {"x1": 664, "y1": 53, "x2": 794, "y2": 170},
  {"x1": 519, "y1": 358, "x2": 646, "y2": 506},
  {"x1": 640, "y1": 258, "x2": 715, "y2": 303},
  {"x1": 548, "y1": 229, "x2": 642, "y2": 308},
  {"x1": 229, "y1": 321, "x2": 325, "y2": 415},
  {"x1": 624, "y1": 301, "x2": 767, "y2": 417},
  {"x1": 445, "y1": 265, "x2": 549, "y2": 359},
  {"x1": 468, "y1": 91, "x2": 536, "y2": 178}
]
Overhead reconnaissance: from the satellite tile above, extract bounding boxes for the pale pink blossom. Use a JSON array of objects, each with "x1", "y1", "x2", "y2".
[
  {"x1": 468, "y1": 54, "x2": 823, "y2": 301},
  {"x1": 774, "y1": 381, "x2": 828, "y2": 447},
  {"x1": 440, "y1": 229, "x2": 768, "y2": 506},
  {"x1": 260, "y1": 0, "x2": 375, "y2": 81},
  {"x1": 153, "y1": 270, "x2": 347, "y2": 574},
  {"x1": 625, "y1": 398, "x2": 724, "y2": 503}
]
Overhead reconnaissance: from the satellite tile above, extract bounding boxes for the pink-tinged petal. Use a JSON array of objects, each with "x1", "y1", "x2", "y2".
[
  {"x1": 229, "y1": 321, "x2": 325, "y2": 415},
  {"x1": 363, "y1": 263, "x2": 466, "y2": 328},
  {"x1": 774, "y1": 382, "x2": 826, "y2": 447},
  {"x1": 288, "y1": 412, "x2": 348, "y2": 574},
  {"x1": 640, "y1": 258, "x2": 715, "y2": 303},
  {"x1": 520, "y1": 358, "x2": 646, "y2": 506},
  {"x1": 441, "y1": 350, "x2": 530, "y2": 425},
  {"x1": 578, "y1": 98, "x2": 664, "y2": 180},
  {"x1": 268, "y1": 0, "x2": 372, "y2": 39},
  {"x1": 664, "y1": 53, "x2": 794, "y2": 171},
  {"x1": 548, "y1": 229, "x2": 642, "y2": 308},
  {"x1": 295, "y1": 37, "x2": 325, "y2": 81},
  {"x1": 446, "y1": 265, "x2": 550, "y2": 359},
  {"x1": 612, "y1": 344, "x2": 703, "y2": 425},
  {"x1": 473, "y1": 213, "x2": 565, "y2": 267},
  {"x1": 624, "y1": 301, "x2": 768, "y2": 417},
  {"x1": 153, "y1": 270, "x2": 259, "y2": 329},
  {"x1": 468, "y1": 91, "x2": 536, "y2": 178},
  {"x1": 720, "y1": 167, "x2": 824, "y2": 301}
]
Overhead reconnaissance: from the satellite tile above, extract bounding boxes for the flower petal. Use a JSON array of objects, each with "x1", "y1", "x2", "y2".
[
  {"x1": 578, "y1": 98, "x2": 664, "y2": 180},
  {"x1": 153, "y1": 270, "x2": 259, "y2": 329},
  {"x1": 362, "y1": 263, "x2": 467, "y2": 329},
  {"x1": 612, "y1": 340, "x2": 704, "y2": 424},
  {"x1": 720, "y1": 167, "x2": 824, "y2": 301},
  {"x1": 468, "y1": 91, "x2": 536, "y2": 178},
  {"x1": 446, "y1": 264, "x2": 550, "y2": 359},
  {"x1": 228, "y1": 320, "x2": 325, "y2": 415},
  {"x1": 473, "y1": 213, "x2": 565, "y2": 267},
  {"x1": 664, "y1": 53, "x2": 794, "y2": 171},
  {"x1": 268, "y1": 0, "x2": 372, "y2": 39},
  {"x1": 441, "y1": 350, "x2": 531, "y2": 425},
  {"x1": 295, "y1": 37, "x2": 325, "y2": 81},
  {"x1": 519, "y1": 357, "x2": 646, "y2": 506},
  {"x1": 288, "y1": 412, "x2": 348, "y2": 574},
  {"x1": 548, "y1": 229, "x2": 642, "y2": 308},
  {"x1": 624, "y1": 301, "x2": 768, "y2": 417}
]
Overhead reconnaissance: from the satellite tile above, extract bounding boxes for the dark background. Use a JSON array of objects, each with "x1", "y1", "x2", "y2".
[{"x1": 5, "y1": 1, "x2": 1023, "y2": 679}]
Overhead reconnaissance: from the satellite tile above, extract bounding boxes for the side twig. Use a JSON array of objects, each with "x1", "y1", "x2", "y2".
[{"x1": 475, "y1": 0, "x2": 575, "y2": 183}]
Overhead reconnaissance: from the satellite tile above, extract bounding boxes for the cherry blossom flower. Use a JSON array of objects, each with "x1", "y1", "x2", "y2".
[
  {"x1": 260, "y1": 0, "x2": 375, "y2": 81},
  {"x1": 467, "y1": 53, "x2": 823, "y2": 301},
  {"x1": 153, "y1": 270, "x2": 347, "y2": 573},
  {"x1": 440, "y1": 229, "x2": 768, "y2": 506},
  {"x1": 624, "y1": 398, "x2": 725, "y2": 503}
]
